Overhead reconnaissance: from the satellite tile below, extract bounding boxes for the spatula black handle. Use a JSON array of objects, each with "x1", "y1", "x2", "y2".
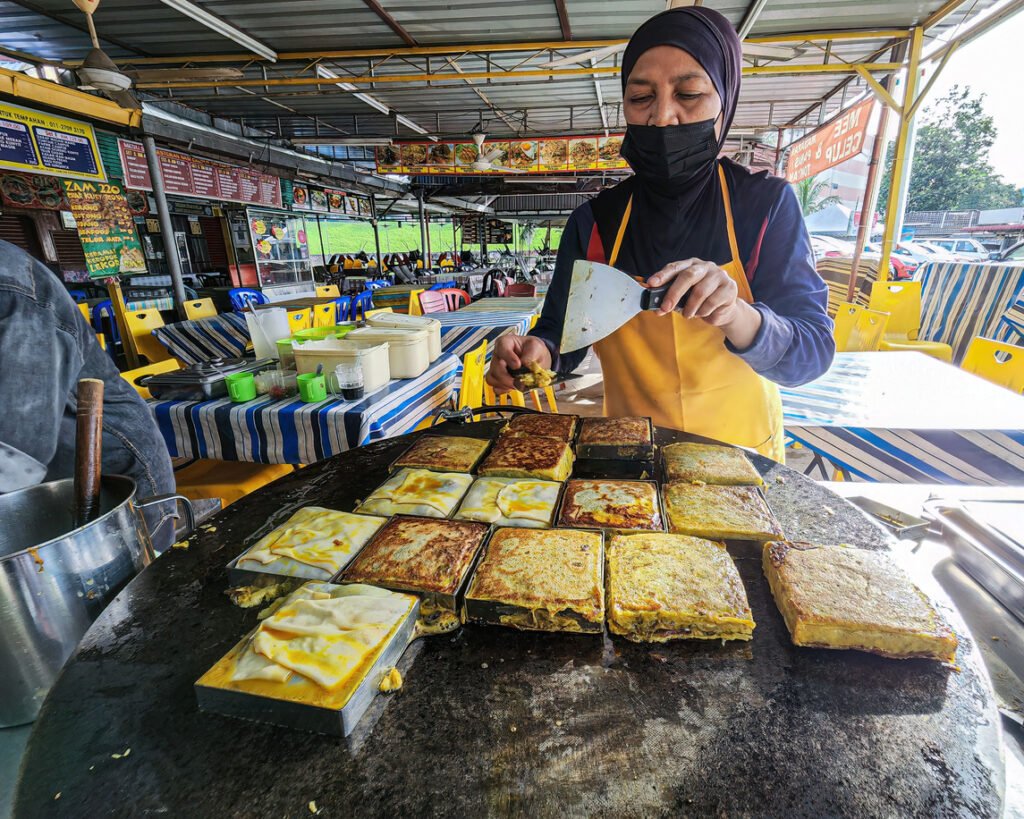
[{"x1": 640, "y1": 284, "x2": 686, "y2": 312}]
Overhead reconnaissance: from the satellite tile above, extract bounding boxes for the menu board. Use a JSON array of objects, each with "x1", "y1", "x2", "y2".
[
  {"x1": 376, "y1": 134, "x2": 628, "y2": 174},
  {"x1": 292, "y1": 183, "x2": 372, "y2": 219},
  {"x1": 0, "y1": 101, "x2": 105, "y2": 182},
  {"x1": 61, "y1": 179, "x2": 146, "y2": 278},
  {"x1": 118, "y1": 139, "x2": 282, "y2": 208}
]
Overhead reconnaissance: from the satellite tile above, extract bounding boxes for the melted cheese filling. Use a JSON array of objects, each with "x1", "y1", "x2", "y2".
[
  {"x1": 358, "y1": 468, "x2": 474, "y2": 518},
  {"x1": 227, "y1": 584, "x2": 415, "y2": 694},
  {"x1": 236, "y1": 507, "x2": 386, "y2": 579},
  {"x1": 456, "y1": 478, "x2": 560, "y2": 527}
]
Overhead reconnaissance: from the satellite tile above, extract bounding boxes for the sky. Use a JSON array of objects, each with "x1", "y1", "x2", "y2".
[{"x1": 926, "y1": 8, "x2": 1024, "y2": 189}]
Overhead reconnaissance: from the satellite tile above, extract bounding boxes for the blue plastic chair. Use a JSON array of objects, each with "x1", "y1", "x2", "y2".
[
  {"x1": 428, "y1": 282, "x2": 446, "y2": 291},
  {"x1": 350, "y1": 290, "x2": 373, "y2": 321},
  {"x1": 68, "y1": 289, "x2": 88, "y2": 303},
  {"x1": 229, "y1": 287, "x2": 268, "y2": 311},
  {"x1": 91, "y1": 300, "x2": 121, "y2": 347},
  {"x1": 333, "y1": 295, "x2": 352, "y2": 324}
]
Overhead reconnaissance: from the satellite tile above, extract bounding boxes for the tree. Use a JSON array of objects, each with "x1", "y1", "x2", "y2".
[
  {"x1": 793, "y1": 177, "x2": 842, "y2": 215},
  {"x1": 878, "y1": 85, "x2": 1019, "y2": 213}
]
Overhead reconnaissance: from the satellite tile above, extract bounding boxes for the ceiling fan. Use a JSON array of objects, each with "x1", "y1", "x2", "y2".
[
  {"x1": 467, "y1": 131, "x2": 526, "y2": 174},
  {"x1": 538, "y1": 40, "x2": 804, "y2": 69},
  {"x1": 70, "y1": 0, "x2": 243, "y2": 109}
]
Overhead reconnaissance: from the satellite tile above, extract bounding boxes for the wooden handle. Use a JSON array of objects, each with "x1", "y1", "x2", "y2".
[{"x1": 74, "y1": 378, "x2": 104, "y2": 527}]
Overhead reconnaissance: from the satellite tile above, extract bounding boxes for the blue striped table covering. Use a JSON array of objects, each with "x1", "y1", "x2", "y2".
[
  {"x1": 917, "y1": 261, "x2": 1024, "y2": 363},
  {"x1": 127, "y1": 297, "x2": 175, "y2": 312},
  {"x1": 150, "y1": 353, "x2": 459, "y2": 464},
  {"x1": 439, "y1": 311, "x2": 534, "y2": 394},
  {"x1": 459, "y1": 297, "x2": 544, "y2": 314},
  {"x1": 995, "y1": 291, "x2": 1024, "y2": 346},
  {"x1": 153, "y1": 313, "x2": 251, "y2": 364},
  {"x1": 781, "y1": 352, "x2": 1024, "y2": 485}
]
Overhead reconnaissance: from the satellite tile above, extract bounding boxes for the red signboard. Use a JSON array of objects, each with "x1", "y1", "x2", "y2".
[
  {"x1": 785, "y1": 98, "x2": 875, "y2": 184},
  {"x1": 118, "y1": 139, "x2": 281, "y2": 208}
]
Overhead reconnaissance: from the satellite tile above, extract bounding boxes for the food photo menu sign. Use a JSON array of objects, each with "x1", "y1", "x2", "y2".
[{"x1": 61, "y1": 179, "x2": 146, "y2": 278}]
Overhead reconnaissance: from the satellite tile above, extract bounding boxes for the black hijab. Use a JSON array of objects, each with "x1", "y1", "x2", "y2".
[{"x1": 606, "y1": 7, "x2": 743, "y2": 277}]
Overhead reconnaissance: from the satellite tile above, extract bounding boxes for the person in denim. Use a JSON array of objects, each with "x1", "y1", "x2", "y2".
[{"x1": 0, "y1": 239, "x2": 175, "y2": 550}]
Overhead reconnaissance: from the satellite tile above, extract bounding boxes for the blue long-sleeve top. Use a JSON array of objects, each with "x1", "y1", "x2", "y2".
[{"x1": 530, "y1": 161, "x2": 834, "y2": 388}]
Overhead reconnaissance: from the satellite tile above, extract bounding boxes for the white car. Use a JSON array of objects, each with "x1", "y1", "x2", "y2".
[
  {"x1": 929, "y1": 237, "x2": 992, "y2": 262},
  {"x1": 916, "y1": 242, "x2": 959, "y2": 262},
  {"x1": 809, "y1": 235, "x2": 857, "y2": 260}
]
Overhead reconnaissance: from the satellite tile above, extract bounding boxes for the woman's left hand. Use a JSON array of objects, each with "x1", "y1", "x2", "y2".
[{"x1": 647, "y1": 258, "x2": 739, "y2": 325}]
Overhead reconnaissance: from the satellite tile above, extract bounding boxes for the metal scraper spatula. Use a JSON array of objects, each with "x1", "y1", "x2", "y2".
[{"x1": 560, "y1": 260, "x2": 680, "y2": 354}]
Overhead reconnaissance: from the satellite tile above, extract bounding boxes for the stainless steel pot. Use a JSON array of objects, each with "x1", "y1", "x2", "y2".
[{"x1": 0, "y1": 475, "x2": 194, "y2": 727}]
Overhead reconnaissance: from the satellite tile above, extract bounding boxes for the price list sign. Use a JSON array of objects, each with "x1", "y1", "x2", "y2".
[
  {"x1": 61, "y1": 179, "x2": 146, "y2": 278},
  {"x1": 0, "y1": 101, "x2": 105, "y2": 182}
]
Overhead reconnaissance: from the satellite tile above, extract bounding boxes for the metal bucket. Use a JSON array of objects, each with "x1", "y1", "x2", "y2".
[{"x1": 0, "y1": 475, "x2": 193, "y2": 727}]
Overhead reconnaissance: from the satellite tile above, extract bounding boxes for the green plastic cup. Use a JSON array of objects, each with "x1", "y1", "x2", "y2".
[
  {"x1": 297, "y1": 372, "x2": 327, "y2": 403},
  {"x1": 226, "y1": 372, "x2": 257, "y2": 402}
]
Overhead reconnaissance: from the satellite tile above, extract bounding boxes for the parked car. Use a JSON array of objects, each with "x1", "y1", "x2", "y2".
[
  {"x1": 929, "y1": 237, "x2": 992, "y2": 262},
  {"x1": 993, "y1": 240, "x2": 1024, "y2": 262},
  {"x1": 915, "y1": 242, "x2": 959, "y2": 262},
  {"x1": 810, "y1": 235, "x2": 857, "y2": 260},
  {"x1": 863, "y1": 243, "x2": 911, "y2": 280}
]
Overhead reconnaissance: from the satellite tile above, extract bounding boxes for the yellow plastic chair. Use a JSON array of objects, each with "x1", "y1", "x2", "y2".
[
  {"x1": 961, "y1": 337, "x2": 1024, "y2": 394},
  {"x1": 123, "y1": 310, "x2": 172, "y2": 364},
  {"x1": 833, "y1": 302, "x2": 890, "y2": 353},
  {"x1": 173, "y1": 460, "x2": 295, "y2": 510},
  {"x1": 287, "y1": 307, "x2": 313, "y2": 333},
  {"x1": 484, "y1": 382, "x2": 526, "y2": 407},
  {"x1": 459, "y1": 340, "x2": 487, "y2": 414},
  {"x1": 316, "y1": 284, "x2": 341, "y2": 299},
  {"x1": 364, "y1": 307, "x2": 394, "y2": 318},
  {"x1": 77, "y1": 303, "x2": 106, "y2": 349},
  {"x1": 869, "y1": 281, "x2": 953, "y2": 362},
  {"x1": 312, "y1": 302, "x2": 338, "y2": 328},
  {"x1": 120, "y1": 359, "x2": 182, "y2": 400},
  {"x1": 183, "y1": 298, "x2": 218, "y2": 320},
  {"x1": 408, "y1": 289, "x2": 425, "y2": 316}
]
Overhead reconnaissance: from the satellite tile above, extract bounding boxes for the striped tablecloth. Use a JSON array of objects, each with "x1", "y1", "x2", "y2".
[
  {"x1": 153, "y1": 313, "x2": 250, "y2": 364},
  {"x1": 460, "y1": 296, "x2": 544, "y2": 314},
  {"x1": 918, "y1": 261, "x2": 1024, "y2": 363},
  {"x1": 127, "y1": 297, "x2": 175, "y2": 312},
  {"x1": 439, "y1": 310, "x2": 535, "y2": 356},
  {"x1": 996, "y1": 290, "x2": 1024, "y2": 346},
  {"x1": 781, "y1": 352, "x2": 1024, "y2": 485},
  {"x1": 151, "y1": 353, "x2": 459, "y2": 465}
]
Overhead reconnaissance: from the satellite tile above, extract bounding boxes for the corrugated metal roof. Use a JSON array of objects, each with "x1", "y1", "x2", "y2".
[{"x1": 0, "y1": 0, "x2": 1004, "y2": 153}]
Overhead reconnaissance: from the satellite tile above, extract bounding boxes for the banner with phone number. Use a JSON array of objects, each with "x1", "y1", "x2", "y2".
[{"x1": 0, "y1": 101, "x2": 105, "y2": 182}]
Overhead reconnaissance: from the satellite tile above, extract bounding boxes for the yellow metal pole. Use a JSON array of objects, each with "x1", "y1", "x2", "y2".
[{"x1": 878, "y1": 26, "x2": 923, "y2": 282}]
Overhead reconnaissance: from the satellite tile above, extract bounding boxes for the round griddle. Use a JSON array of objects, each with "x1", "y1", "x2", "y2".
[{"x1": 14, "y1": 422, "x2": 1003, "y2": 818}]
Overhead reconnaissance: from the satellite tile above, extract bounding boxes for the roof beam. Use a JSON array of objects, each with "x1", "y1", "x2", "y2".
[
  {"x1": 922, "y1": 0, "x2": 971, "y2": 30},
  {"x1": 100, "y1": 31, "x2": 911, "y2": 66},
  {"x1": 137, "y1": 61, "x2": 902, "y2": 91},
  {"x1": 362, "y1": 0, "x2": 418, "y2": 47},
  {"x1": 553, "y1": 0, "x2": 573, "y2": 40},
  {"x1": 737, "y1": 0, "x2": 770, "y2": 40}
]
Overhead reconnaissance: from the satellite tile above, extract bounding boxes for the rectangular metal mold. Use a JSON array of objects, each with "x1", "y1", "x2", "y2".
[
  {"x1": 195, "y1": 598, "x2": 420, "y2": 737},
  {"x1": 461, "y1": 528, "x2": 605, "y2": 634},
  {"x1": 555, "y1": 478, "x2": 666, "y2": 533},
  {"x1": 576, "y1": 417, "x2": 654, "y2": 462}
]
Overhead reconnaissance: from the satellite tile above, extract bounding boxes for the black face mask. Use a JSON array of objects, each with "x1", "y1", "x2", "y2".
[{"x1": 620, "y1": 119, "x2": 719, "y2": 196}]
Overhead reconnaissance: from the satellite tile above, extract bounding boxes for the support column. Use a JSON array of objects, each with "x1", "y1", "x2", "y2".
[
  {"x1": 878, "y1": 26, "x2": 923, "y2": 281},
  {"x1": 142, "y1": 135, "x2": 188, "y2": 320},
  {"x1": 417, "y1": 191, "x2": 427, "y2": 267},
  {"x1": 371, "y1": 219, "x2": 382, "y2": 275}
]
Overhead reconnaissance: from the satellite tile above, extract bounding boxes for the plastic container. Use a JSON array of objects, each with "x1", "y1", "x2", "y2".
[
  {"x1": 368, "y1": 312, "x2": 442, "y2": 362},
  {"x1": 292, "y1": 338, "x2": 391, "y2": 393},
  {"x1": 275, "y1": 338, "x2": 295, "y2": 370},
  {"x1": 346, "y1": 326, "x2": 430, "y2": 378},
  {"x1": 255, "y1": 369, "x2": 298, "y2": 400},
  {"x1": 244, "y1": 308, "x2": 290, "y2": 360},
  {"x1": 292, "y1": 323, "x2": 356, "y2": 343}
]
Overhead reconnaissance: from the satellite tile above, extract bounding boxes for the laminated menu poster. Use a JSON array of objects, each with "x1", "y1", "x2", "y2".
[
  {"x1": 61, "y1": 179, "x2": 146, "y2": 278},
  {"x1": 0, "y1": 101, "x2": 105, "y2": 182}
]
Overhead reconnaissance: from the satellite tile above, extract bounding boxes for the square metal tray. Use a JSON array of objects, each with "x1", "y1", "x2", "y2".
[
  {"x1": 555, "y1": 478, "x2": 666, "y2": 533},
  {"x1": 195, "y1": 593, "x2": 420, "y2": 737}
]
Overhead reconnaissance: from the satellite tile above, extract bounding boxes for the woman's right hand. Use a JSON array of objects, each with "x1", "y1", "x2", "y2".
[{"x1": 485, "y1": 334, "x2": 553, "y2": 393}]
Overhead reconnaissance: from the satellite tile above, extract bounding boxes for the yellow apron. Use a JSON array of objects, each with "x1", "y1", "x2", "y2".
[{"x1": 592, "y1": 165, "x2": 785, "y2": 462}]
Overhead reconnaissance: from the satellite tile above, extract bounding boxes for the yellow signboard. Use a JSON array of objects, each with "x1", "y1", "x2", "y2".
[{"x1": 0, "y1": 100, "x2": 105, "y2": 182}]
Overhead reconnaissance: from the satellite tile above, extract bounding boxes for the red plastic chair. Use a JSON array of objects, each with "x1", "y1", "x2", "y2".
[
  {"x1": 437, "y1": 288, "x2": 470, "y2": 310},
  {"x1": 418, "y1": 290, "x2": 451, "y2": 314},
  {"x1": 505, "y1": 283, "x2": 536, "y2": 297}
]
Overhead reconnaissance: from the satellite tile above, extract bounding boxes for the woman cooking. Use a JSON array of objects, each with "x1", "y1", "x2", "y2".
[{"x1": 486, "y1": 7, "x2": 834, "y2": 461}]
